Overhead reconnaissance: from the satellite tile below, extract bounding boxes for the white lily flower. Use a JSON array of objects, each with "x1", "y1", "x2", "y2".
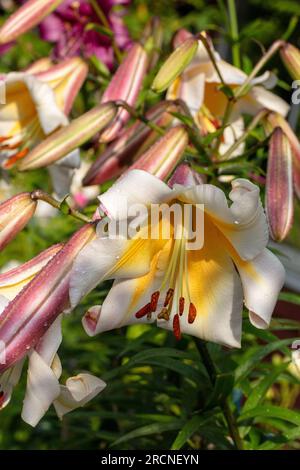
[
  {"x1": 167, "y1": 31, "x2": 289, "y2": 157},
  {"x1": 70, "y1": 169, "x2": 285, "y2": 348}
]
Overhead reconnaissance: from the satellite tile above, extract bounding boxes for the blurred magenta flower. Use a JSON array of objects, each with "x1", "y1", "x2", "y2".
[{"x1": 39, "y1": 0, "x2": 132, "y2": 68}]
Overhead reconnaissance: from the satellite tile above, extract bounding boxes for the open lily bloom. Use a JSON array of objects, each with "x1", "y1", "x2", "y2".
[
  {"x1": 167, "y1": 31, "x2": 289, "y2": 157},
  {"x1": 70, "y1": 169, "x2": 285, "y2": 348},
  {"x1": 0, "y1": 57, "x2": 88, "y2": 195},
  {"x1": 0, "y1": 238, "x2": 106, "y2": 426}
]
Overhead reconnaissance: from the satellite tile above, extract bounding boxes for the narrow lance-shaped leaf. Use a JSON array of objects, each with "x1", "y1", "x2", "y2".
[
  {"x1": 266, "y1": 127, "x2": 294, "y2": 242},
  {"x1": 0, "y1": 0, "x2": 64, "y2": 44},
  {"x1": 18, "y1": 102, "x2": 117, "y2": 170}
]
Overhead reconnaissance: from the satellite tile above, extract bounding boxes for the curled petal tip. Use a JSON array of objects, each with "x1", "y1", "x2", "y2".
[
  {"x1": 0, "y1": 193, "x2": 37, "y2": 252},
  {"x1": 266, "y1": 127, "x2": 294, "y2": 242},
  {"x1": 0, "y1": 0, "x2": 64, "y2": 45},
  {"x1": 18, "y1": 102, "x2": 117, "y2": 170},
  {"x1": 152, "y1": 37, "x2": 198, "y2": 93}
]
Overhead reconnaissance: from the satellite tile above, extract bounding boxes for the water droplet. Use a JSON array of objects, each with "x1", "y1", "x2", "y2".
[
  {"x1": 234, "y1": 220, "x2": 239, "y2": 225},
  {"x1": 26, "y1": 345, "x2": 30, "y2": 350}
]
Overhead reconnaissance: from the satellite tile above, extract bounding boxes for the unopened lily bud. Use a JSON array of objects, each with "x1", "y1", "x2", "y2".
[
  {"x1": 0, "y1": 243, "x2": 63, "y2": 300},
  {"x1": 168, "y1": 163, "x2": 206, "y2": 188},
  {"x1": 0, "y1": 193, "x2": 37, "y2": 251},
  {"x1": 266, "y1": 112, "x2": 300, "y2": 199},
  {"x1": 83, "y1": 101, "x2": 177, "y2": 186},
  {"x1": 0, "y1": 0, "x2": 64, "y2": 45},
  {"x1": 173, "y1": 29, "x2": 193, "y2": 49},
  {"x1": 266, "y1": 128, "x2": 294, "y2": 241},
  {"x1": 152, "y1": 37, "x2": 198, "y2": 93},
  {"x1": 280, "y1": 42, "x2": 300, "y2": 80},
  {"x1": 18, "y1": 102, "x2": 117, "y2": 170},
  {"x1": 128, "y1": 125, "x2": 188, "y2": 180},
  {"x1": 100, "y1": 43, "x2": 148, "y2": 143},
  {"x1": 0, "y1": 224, "x2": 96, "y2": 373}
]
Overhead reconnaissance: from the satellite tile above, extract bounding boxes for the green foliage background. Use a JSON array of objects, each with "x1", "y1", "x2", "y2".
[{"x1": 0, "y1": 0, "x2": 300, "y2": 450}]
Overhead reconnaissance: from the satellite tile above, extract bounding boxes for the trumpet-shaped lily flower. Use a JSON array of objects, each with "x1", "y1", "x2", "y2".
[
  {"x1": 0, "y1": 224, "x2": 105, "y2": 426},
  {"x1": 0, "y1": 57, "x2": 88, "y2": 195},
  {"x1": 0, "y1": 192, "x2": 37, "y2": 252},
  {"x1": 159, "y1": 31, "x2": 289, "y2": 157},
  {"x1": 70, "y1": 169, "x2": 285, "y2": 348}
]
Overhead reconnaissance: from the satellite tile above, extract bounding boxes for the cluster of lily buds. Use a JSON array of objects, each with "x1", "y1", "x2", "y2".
[
  {"x1": 83, "y1": 101, "x2": 180, "y2": 185},
  {"x1": 266, "y1": 128, "x2": 294, "y2": 242},
  {"x1": 0, "y1": 0, "x2": 64, "y2": 45},
  {"x1": 0, "y1": 192, "x2": 37, "y2": 251},
  {"x1": 280, "y1": 42, "x2": 300, "y2": 80}
]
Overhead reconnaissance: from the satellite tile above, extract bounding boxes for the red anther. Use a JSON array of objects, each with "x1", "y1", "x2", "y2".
[
  {"x1": 0, "y1": 391, "x2": 5, "y2": 408},
  {"x1": 188, "y1": 303, "x2": 197, "y2": 324},
  {"x1": 3, "y1": 147, "x2": 29, "y2": 169},
  {"x1": 173, "y1": 314, "x2": 181, "y2": 341},
  {"x1": 0, "y1": 141, "x2": 22, "y2": 150},
  {"x1": 164, "y1": 288, "x2": 174, "y2": 307},
  {"x1": 179, "y1": 297, "x2": 185, "y2": 316},
  {"x1": 150, "y1": 291, "x2": 160, "y2": 312},
  {"x1": 0, "y1": 136, "x2": 11, "y2": 143},
  {"x1": 135, "y1": 302, "x2": 152, "y2": 319}
]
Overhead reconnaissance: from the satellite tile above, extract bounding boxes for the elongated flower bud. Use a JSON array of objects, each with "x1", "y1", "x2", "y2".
[
  {"x1": 0, "y1": 243, "x2": 63, "y2": 300},
  {"x1": 152, "y1": 37, "x2": 198, "y2": 93},
  {"x1": 0, "y1": 224, "x2": 96, "y2": 373},
  {"x1": 83, "y1": 101, "x2": 177, "y2": 186},
  {"x1": 280, "y1": 42, "x2": 300, "y2": 80},
  {"x1": 100, "y1": 43, "x2": 148, "y2": 143},
  {"x1": 168, "y1": 163, "x2": 206, "y2": 188},
  {"x1": 0, "y1": 193, "x2": 37, "y2": 251},
  {"x1": 128, "y1": 126, "x2": 188, "y2": 180},
  {"x1": 18, "y1": 102, "x2": 117, "y2": 170},
  {"x1": 266, "y1": 112, "x2": 300, "y2": 199},
  {"x1": 266, "y1": 128, "x2": 294, "y2": 241},
  {"x1": 0, "y1": 0, "x2": 64, "y2": 44}
]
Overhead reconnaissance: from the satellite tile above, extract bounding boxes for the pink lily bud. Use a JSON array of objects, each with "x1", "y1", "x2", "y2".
[
  {"x1": 83, "y1": 101, "x2": 177, "y2": 186},
  {"x1": 168, "y1": 163, "x2": 206, "y2": 188},
  {"x1": 266, "y1": 128, "x2": 294, "y2": 241},
  {"x1": 99, "y1": 43, "x2": 148, "y2": 143},
  {"x1": 128, "y1": 126, "x2": 188, "y2": 180},
  {"x1": 0, "y1": 243, "x2": 63, "y2": 300},
  {"x1": 266, "y1": 112, "x2": 300, "y2": 199},
  {"x1": 0, "y1": 0, "x2": 64, "y2": 45},
  {"x1": 280, "y1": 42, "x2": 300, "y2": 80},
  {"x1": 152, "y1": 37, "x2": 198, "y2": 93},
  {"x1": 0, "y1": 193, "x2": 37, "y2": 252},
  {"x1": 0, "y1": 224, "x2": 96, "y2": 373},
  {"x1": 18, "y1": 102, "x2": 117, "y2": 170},
  {"x1": 173, "y1": 29, "x2": 193, "y2": 49}
]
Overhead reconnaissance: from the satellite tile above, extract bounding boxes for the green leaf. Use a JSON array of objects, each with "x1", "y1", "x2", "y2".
[
  {"x1": 239, "y1": 405, "x2": 300, "y2": 427},
  {"x1": 279, "y1": 291, "x2": 300, "y2": 306},
  {"x1": 111, "y1": 420, "x2": 184, "y2": 447},
  {"x1": 205, "y1": 372, "x2": 235, "y2": 408},
  {"x1": 242, "y1": 363, "x2": 288, "y2": 413},
  {"x1": 171, "y1": 414, "x2": 212, "y2": 450},
  {"x1": 235, "y1": 338, "x2": 294, "y2": 383}
]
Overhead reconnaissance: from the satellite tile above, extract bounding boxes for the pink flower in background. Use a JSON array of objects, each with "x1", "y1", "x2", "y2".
[{"x1": 39, "y1": 0, "x2": 132, "y2": 68}]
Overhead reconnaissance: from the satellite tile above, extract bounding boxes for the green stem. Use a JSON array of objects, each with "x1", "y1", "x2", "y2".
[
  {"x1": 235, "y1": 40, "x2": 284, "y2": 99},
  {"x1": 89, "y1": 0, "x2": 122, "y2": 63},
  {"x1": 31, "y1": 190, "x2": 92, "y2": 224},
  {"x1": 227, "y1": 0, "x2": 240, "y2": 68},
  {"x1": 197, "y1": 33, "x2": 226, "y2": 86},
  {"x1": 195, "y1": 339, "x2": 244, "y2": 450}
]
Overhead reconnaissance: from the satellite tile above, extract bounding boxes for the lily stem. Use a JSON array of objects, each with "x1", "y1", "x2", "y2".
[
  {"x1": 227, "y1": 0, "x2": 240, "y2": 68},
  {"x1": 89, "y1": 0, "x2": 123, "y2": 64},
  {"x1": 31, "y1": 190, "x2": 92, "y2": 224},
  {"x1": 195, "y1": 339, "x2": 244, "y2": 450}
]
